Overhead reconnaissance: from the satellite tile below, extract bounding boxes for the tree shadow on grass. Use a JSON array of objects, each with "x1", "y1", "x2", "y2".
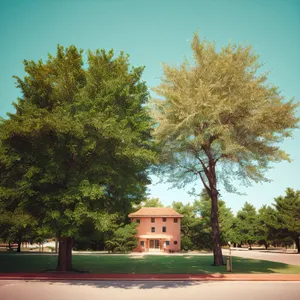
[{"x1": 230, "y1": 257, "x2": 299, "y2": 273}]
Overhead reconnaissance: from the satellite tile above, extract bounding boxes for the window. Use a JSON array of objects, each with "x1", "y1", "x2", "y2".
[
  {"x1": 151, "y1": 218, "x2": 155, "y2": 223},
  {"x1": 140, "y1": 241, "x2": 144, "y2": 246},
  {"x1": 162, "y1": 226, "x2": 166, "y2": 232},
  {"x1": 151, "y1": 227, "x2": 155, "y2": 232},
  {"x1": 165, "y1": 241, "x2": 170, "y2": 246},
  {"x1": 162, "y1": 217, "x2": 166, "y2": 222},
  {"x1": 136, "y1": 219, "x2": 140, "y2": 224},
  {"x1": 174, "y1": 241, "x2": 178, "y2": 245},
  {"x1": 174, "y1": 218, "x2": 178, "y2": 223}
]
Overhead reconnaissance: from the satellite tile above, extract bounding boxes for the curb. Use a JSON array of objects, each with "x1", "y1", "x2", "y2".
[{"x1": 1, "y1": 273, "x2": 300, "y2": 281}]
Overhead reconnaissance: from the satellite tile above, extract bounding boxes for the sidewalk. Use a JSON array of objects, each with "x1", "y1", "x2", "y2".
[{"x1": 1, "y1": 273, "x2": 300, "y2": 281}]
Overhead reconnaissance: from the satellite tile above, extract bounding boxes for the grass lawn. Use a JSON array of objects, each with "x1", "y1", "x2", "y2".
[{"x1": 1, "y1": 253, "x2": 300, "y2": 274}]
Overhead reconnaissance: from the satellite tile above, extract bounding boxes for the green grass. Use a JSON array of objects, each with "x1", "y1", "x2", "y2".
[{"x1": 1, "y1": 253, "x2": 300, "y2": 274}]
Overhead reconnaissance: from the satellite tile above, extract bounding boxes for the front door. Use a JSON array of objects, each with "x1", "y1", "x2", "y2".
[{"x1": 149, "y1": 240, "x2": 160, "y2": 249}]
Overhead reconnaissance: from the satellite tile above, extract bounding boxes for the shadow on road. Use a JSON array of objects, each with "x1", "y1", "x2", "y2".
[{"x1": 24, "y1": 279, "x2": 208, "y2": 289}]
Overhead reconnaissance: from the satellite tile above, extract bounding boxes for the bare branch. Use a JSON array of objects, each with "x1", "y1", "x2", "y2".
[{"x1": 198, "y1": 171, "x2": 211, "y2": 195}]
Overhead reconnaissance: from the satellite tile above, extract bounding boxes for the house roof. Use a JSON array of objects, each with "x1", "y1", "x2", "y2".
[{"x1": 128, "y1": 207, "x2": 183, "y2": 218}]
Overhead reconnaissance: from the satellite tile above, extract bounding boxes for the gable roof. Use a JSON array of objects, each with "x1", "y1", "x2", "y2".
[{"x1": 128, "y1": 207, "x2": 183, "y2": 218}]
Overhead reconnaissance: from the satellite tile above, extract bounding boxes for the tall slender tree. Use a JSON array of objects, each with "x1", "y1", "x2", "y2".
[
  {"x1": 152, "y1": 32, "x2": 299, "y2": 265},
  {"x1": 0, "y1": 46, "x2": 156, "y2": 271}
]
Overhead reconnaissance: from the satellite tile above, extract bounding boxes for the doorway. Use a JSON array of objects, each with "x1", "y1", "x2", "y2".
[{"x1": 149, "y1": 240, "x2": 160, "y2": 249}]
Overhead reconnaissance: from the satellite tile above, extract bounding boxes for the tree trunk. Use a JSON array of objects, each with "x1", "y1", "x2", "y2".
[
  {"x1": 295, "y1": 236, "x2": 300, "y2": 254},
  {"x1": 57, "y1": 237, "x2": 73, "y2": 271},
  {"x1": 17, "y1": 240, "x2": 21, "y2": 252},
  {"x1": 55, "y1": 235, "x2": 59, "y2": 253},
  {"x1": 210, "y1": 188, "x2": 224, "y2": 266}
]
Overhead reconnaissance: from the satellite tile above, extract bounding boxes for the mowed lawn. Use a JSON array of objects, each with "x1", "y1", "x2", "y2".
[{"x1": 1, "y1": 253, "x2": 300, "y2": 274}]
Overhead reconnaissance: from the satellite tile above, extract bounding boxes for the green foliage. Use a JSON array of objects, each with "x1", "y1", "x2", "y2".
[
  {"x1": 235, "y1": 202, "x2": 257, "y2": 248},
  {"x1": 134, "y1": 197, "x2": 164, "y2": 210},
  {"x1": 194, "y1": 190, "x2": 236, "y2": 247},
  {"x1": 256, "y1": 205, "x2": 277, "y2": 249},
  {"x1": 152, "y1": 32, "x2": 299, "y2": 192},
  {"x1": 0, "y1": 46, "x2": 156, "y2": 246},
  {"x1": 171, "y1": 200, "x2": 204, "y2": 250},
  {"x1": 273, "y1": 188, "x2": 300, "y2": 251},
  {"x1": 170, "y1": 191, "x2": 235, "y2": 251},
  {"x1": 0, "y1": 208, "x2": 37, "y2": 245},
  {"x1": 105, "y1": 223, "x2": 138, "y2": 253}
]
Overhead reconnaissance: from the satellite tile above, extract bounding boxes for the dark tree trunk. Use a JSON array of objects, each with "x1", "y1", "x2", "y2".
[
  {"x1": 57, "y1": 237, "x2": 73, "y2": 271},
  {"x1": 17, "y1": 241, "x2": 21, "y2": 252},
  {"x1": 55, "y1": 235, "x2": 59, "y2": 254},
  {"x1": 210, "y1": 187, "x2": 224, "y2": 266},
  {"x1": 296, "y1": 236, "x2": 300, "y2": 253},
  {"x1": 198, "y1": 146, "x2": 224, "y2": 266}
]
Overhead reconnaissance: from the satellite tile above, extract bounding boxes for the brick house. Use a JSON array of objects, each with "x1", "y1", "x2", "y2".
[{"x1": 128, "y1": 207, "x2": 183, "y2": 252}]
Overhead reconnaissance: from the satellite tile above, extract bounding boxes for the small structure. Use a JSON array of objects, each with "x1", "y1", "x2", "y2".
[{"x1": 129, "y1": 207, "x2": 183, "y2": 252}]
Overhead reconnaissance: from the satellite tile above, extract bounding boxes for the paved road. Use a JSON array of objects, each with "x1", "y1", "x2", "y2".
[
  {"x1": 223, "y1": 249, "x2": 300, "y2": 266},
  {"x1": 1, "y1": 280, "x2": 300, "y2": 300}
]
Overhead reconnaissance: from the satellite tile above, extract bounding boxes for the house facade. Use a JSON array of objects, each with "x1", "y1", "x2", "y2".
[{"x1": 128, "y1": 207, "x2": 183, "y2": 252}]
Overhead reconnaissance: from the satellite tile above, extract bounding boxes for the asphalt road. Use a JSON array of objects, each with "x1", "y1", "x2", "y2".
[{"x1": 1, "y1": 280, "x2": 300, "y2": 300}]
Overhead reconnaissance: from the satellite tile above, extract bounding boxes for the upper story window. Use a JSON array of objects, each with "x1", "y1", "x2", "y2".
[
  {"x1": 162, "y1": 226, "x2": 166, "y2": 232},
  {"x1": 136, "y1": 219, "x2": 140, "y2": 223},
  {"x1": 151, "y1": 218, "x2": 155, "y2": 223},
  {"x1": 162, "y1": 217, "x2": 166, "y2": 222},
  {"x1": 151, "y1": 227, "x2": 155, "y2": 232},
  {"x1": 174, "y1": 218, "x2": 178, "y2": 223}
]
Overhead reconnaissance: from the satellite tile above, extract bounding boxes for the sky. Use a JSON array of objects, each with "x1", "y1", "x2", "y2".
[{"x1": 0, "y1": 0, "x2": 299, "y2": 214}]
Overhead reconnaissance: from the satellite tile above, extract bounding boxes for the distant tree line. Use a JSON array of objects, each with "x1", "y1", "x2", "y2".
[{"x1": 173, "y1": 188, "x2": 300, "y2": 253}]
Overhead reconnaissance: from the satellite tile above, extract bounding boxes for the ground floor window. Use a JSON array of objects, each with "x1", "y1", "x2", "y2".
[
  {"x1": 174, "y1": 241, "x2": 178, "y2": 245},
  {"x1": 140, "y1": 241, "x2": 144, "y2": 246},
  {"x1": 165, "y1": 241, "x2": 170, "y2": 246}
]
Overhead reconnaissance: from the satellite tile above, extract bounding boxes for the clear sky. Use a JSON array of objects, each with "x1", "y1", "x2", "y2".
[{"x1": 1, "y1": 0, "x2": 299, "y2": 213}]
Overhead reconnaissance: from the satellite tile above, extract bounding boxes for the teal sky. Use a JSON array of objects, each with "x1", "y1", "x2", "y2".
[{"x1": 1, "y1": 0, "x2": 299, "y2": 213}]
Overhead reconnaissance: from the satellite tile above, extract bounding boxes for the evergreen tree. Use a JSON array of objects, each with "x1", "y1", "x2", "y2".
[
  {"x1": 256, "y1": 205, "x2": 277, "y2": 249},
  {"x1": 235, "y1": 202, "x2": 257, "y2": 249},
  {"x1": 273, "y1": 188, "x2": 300, "y2": 253}
]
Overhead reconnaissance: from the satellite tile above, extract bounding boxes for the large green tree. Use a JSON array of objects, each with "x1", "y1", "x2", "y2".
[
  {"x1": 273, "y1": 188, "x2": 300, "y2": 253},
  {"x1": 0, "y1": 46, "x2": 156, "y2": 270},
  {"x1": 152, "y1": 33, "x2": 299, "y2": 265}
]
